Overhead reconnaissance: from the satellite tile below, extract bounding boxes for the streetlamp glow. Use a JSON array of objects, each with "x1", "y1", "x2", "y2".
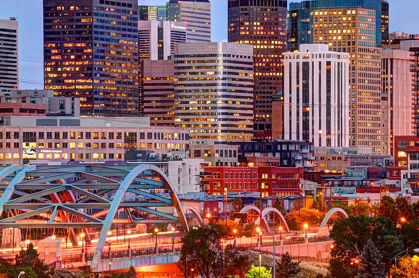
[
  {"x1": 127, "y1": 229, "x2": 131, "y2": 235},
  {"x1": 154, "y1": 228, "x2": 159, "y2": 233},
  {"x1": 400, "y1": 217, "x2": 407, "y2": 223},
  {"x1": 80, "y1": 232, "x2": 85, "y2": 238},
  {"x1": 51, "y1": 235, "x2": 56, "y2": 240},
  {"x1": 107, "y1": 231, "x2": 112, "y2": 236}
]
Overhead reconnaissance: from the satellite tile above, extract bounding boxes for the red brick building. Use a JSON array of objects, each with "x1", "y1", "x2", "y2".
[
  {"x1": 204, "y1": 166, "x2": 303, "y2": 197},
  {"x1": 394, "y1": 136, "x2": 419, "y2": 167}
]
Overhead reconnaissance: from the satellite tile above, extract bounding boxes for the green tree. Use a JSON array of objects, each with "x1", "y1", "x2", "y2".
[
  {"x1": 275, "y1": 252, "x2": 301, "y2": 278},
  {"x1": 232, "y1": 197, "x2": 243, "y2": 213},
  {"x1": 285, "y1": 207, "x2": 322, "y2": 230},
  {"x1": 14, "y1": 243, "x2": 52, "y2": 278},
  {"x1": 377, "y1": 196, "x2": 399, "y2": 222},
  {"x1": 273, "y1": 197, "x2": 286, "y2": 215},
  {"x1": 0, "y1": 266, "x2": 37, "y2": 278},
  {"x1": 245, "y1": 265, "x2": 272, "y2": 278},
  {"x1": 356, "y1": 239, "x2": 386, "y2": 278},
  {"x1": 177, "y1": 223, "x2": 251, "y2": 278},
  {"x1": 395, "y1": 198, "x2": 414, "y2": 220}
]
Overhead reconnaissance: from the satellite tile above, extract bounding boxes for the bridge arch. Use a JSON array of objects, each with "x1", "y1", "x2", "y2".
[
  {"x1": 262, "y1": 207, "x2": 290, "y2": 232},
  {"x1": 319, "y1": 208, "x2": 349, "y2": 228},
  {"x1": 0, "y1": 164, "x2": 190, "y2": 271},
  {"x1": 183, "y1": 205, "x2": 203, "y2": 226}
]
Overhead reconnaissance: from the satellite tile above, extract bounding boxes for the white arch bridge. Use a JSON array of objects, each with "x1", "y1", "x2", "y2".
[{"x1": 0, "y1": 164, "x2": 190, "y2": 271}]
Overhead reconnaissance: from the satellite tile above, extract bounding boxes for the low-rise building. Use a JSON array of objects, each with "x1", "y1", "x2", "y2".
[
  {"x1": 231, "y1": 140, "x2": 314, "y2": 169},
  {"x1": 0, "y1": 90, "x2": 80, "y2": 117},
  {"x1": 189, "y1": 143, "x2": 239, "y2": 167},
  {"x1": 0, "y1": 116, "x2": 189, "y2": 165},
  {"x1": 203, "y1": 166, "x2": 304, "y2": 197}
]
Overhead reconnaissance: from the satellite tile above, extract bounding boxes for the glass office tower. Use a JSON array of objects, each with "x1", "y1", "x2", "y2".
[
  {"x1": 288, "y1": 0, "x2": 389, "y2": 51},
  {"x1": 44, "y1": 0, "x2": 139, "y2": 117}
]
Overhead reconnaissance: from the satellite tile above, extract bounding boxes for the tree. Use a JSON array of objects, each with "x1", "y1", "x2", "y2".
[
  {"x1": 393, "y1": 255, "x2": 419, "y2": 278},
  {"x1": 395, "y1": 198, "x2": 415, "y2": 220},
  {"x1": 245, "y1": 265, "x2": 272, "y2": 278},
  {"x1": 312, "y1": 193, "x2": 327, "y2": 212},
  {"x1": 377, "y1": 196, "x2": 399, "y2": 222},
  {"x1": 273, "y1": 197, "x2": 286, "y2": 215},
  {"x1": 356, "y1": 239, "x2": 386, "y2": 278},
  {"x1": 275, "y1": 252, "x2": 301, "y2": 278},
  {"x1": 177, "y1": 223, "x2": 251, "y2": 278},
  {"x1": 232, "y1": 197, "x2": 243, "y2": 213},
  {"x1": 0, "y1": 267, "x2": 37, "y2": 278},
  {"x1": 285, "y1": 207, "x2": 322, "y2": 230},
  {"x1": 14, "y1": 243, "x2": 52, "y2": 278}
]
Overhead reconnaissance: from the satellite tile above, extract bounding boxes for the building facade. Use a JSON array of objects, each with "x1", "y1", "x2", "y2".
[
  {"x1": 272, "y1": 92, "x2": 284, "y2": 140},
  {"x1": 138, "y1": 21, "x2": 187, "y2": 61},
  {"x1": 189, "y1": 144, "x2": 239, "y2": 167},
  {"x1": 0, "y1": 116, "x2": 189, "y2": 165},
  {"x1": 228, "y1": 0, "x2": 288, "y2": 138},
  {"x1": 141, "y1": 60, "x2": 175, "y2": 127},
  {"x1": 381, "y1": 49, "x2": 413, "y2": 155},
  {"x1": 288, "y1": 0, "x2": 389, "y2": 51},
  {"x1": 174, "y1": 42, "x2": 254, "y2": 143},
  {"x1": 167, "y1": 0, "x2": 211, "y2": 43},
  {"x1": 283, "y1": 44, "x2": 350, "y2": 148},
  {"x1": 0, "y1": 18, "x2": 18, "y2": 92},
  {"x1": 0, "y1": 89, "x2": 80, "y2": 117},
  {"x1": 231, "y1": 140, "x2": 315, "y2": 169},
  {"x1": 312, "y1": 8, "x2": 382, "y2": 153},
  {"x1": 43, "y1": 0, "x2": 139, "y2": 117},
  {"x1": 204, "y1": 166, "x2": 304, "y2": 197},
  {"x1": 138, "y1": 5, "x2": 167, "y2": 21}
]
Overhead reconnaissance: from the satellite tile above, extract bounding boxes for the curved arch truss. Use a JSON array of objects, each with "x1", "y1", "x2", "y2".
[
  {"x1": 0, "y1": 164, "x2": 189, "y2": 270},
  {"x1": 319, "y1": 208, "x2": 349, "y2": 228},
  {"x1": 236, "y1": 205, "x2": 290, "y2": 234}
]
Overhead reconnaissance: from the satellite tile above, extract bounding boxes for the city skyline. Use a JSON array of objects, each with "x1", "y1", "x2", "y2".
[{"x1": 0, "y1": 0, "x2": 418, "y2": 90}]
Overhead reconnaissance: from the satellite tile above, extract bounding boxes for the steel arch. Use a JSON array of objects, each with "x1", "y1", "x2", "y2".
[
  {"x1": 319, "y1": 208, "x2": 349, "y2": 228},
  {"x1": 262, "y1": 207, "x2": 290, "y2": 232},
  {"x1": 0, "y1": 164, "x2": 190, "y2": 271},
  {"x1": 182, "y1": 205, "x2": 203, "y2": 226}
]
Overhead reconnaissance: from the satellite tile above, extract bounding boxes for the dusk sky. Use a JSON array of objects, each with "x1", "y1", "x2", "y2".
[{"x1": 0, "y1": 0, "x2": 418, "y2": 89}]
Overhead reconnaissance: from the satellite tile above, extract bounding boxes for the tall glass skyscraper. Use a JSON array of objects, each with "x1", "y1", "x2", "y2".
[
  {"x1": 138, "y1": 5, "x2": 167, "y2": 21},
  {"x1": 43, "y1": 0, "x2": 139, "y2": 117},
  {"x1": 228, "y1": 0, "x2": 288, "y2": 139},
  {"x1": 288, "y1": 0, "x2": 389, "y2": 51}
]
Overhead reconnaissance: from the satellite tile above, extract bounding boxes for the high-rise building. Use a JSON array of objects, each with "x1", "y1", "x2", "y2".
[
  {"x1": 228, "y1": 0, "x2": 288, "y2": 139},
  {"x1": 283, "y1": 44, "x2": 350, "y2": 148},
  {"x1": 138, "y1": 5, "x2": 167, "y2": 21},
  {"x1": 0, "y1": 18, "x2": 18, "y2": 92},
  {"x1": 137, "y1": 21, "x2": 186, "y2": 114},
  {"x1": 400, "y1": 40, "x2": 419, "y2": 137},
  {"x1": 43, "y1": 0, "x2": 139, "y2": 117},
  {"x1": 312, "y1": 8, "x2": 382, "y2": 152},
  {"x1": 288, "y1": 0, "x2": 389, "y2": 51},
  {"x1": 381, "y1": 49, "x2": 413, "y2": 155},
  {"x1": 174, "y1": 42, "x2": 254, "y2": 143},
  {"x1": 141, "y1": 60, "x2": 175, "y2": 127},
  {"x1": 138, "y1": 21, "x2": 187, "y2": 61},
  {"x1": 167, "y1": 0, "x2": 211, "y2": 43}
]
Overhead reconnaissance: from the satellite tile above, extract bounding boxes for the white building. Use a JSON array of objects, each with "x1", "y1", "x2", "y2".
[
  {"x1": 174, "y1": 42, "x2": 254, "y2": 144},
  {"x1": 167, "y1": 0, "x2": 211, "y2": 43},
  {"x1": 138, "y1": 21, "x2": 187, "y2": 61},
  {"x1": 283, "y1": 44, "x2": 349, "y2": 148},
  {"x1": 0, "y1": 18, "x2": 18, "y2": 92}
]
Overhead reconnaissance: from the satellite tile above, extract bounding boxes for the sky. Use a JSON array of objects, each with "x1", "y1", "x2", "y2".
[{"x1": 0, "y1": 0, "x2": 419, "y2": 89}]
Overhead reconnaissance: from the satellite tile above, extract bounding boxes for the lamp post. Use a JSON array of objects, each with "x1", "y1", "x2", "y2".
[
  {"x1": 272, "y1": 223, "x2": 276, "y2": 278},
  {"x1": 279, "y1": 226, "x2": 284, "y2": 255},
  {"x1": 233, "y1": 228, "x2": 237, "y2": 249},
  {"x1": 141, "y1": 267, "x2": 145, "y2": 278},
  {"x1": 303, "y1": 223, "x2": 309, "y2": 257},
  {"x1": 108, "y1": 262, "x2": 112, "y2": 277},
  {"x1": 185, "y1": 254, "x2": 191, "y2": 278},
  {"x1": 222, "y1": 239, "x2": 226, "y2": 278},
  {"x1": 80, "y1": 232, "x2": 86, "y2": 263},
  {"x1": 171, "y1": 227, "x2": 176, "y2": 253},
  {"x1": 259, "y1": 253, "x2": 262, "y2": 278},
  {"x1": 107, "y1": 231, "x2": 112, "y2": 259},
  {"x1": 25, "y1": 240, "x2": 30, "y2": 249},
  {"x1": 18, "y1": 271, "x2": 25, "y2": 278},
  {"x1": 256, "y1": 227, "x2": 261, "y2": 249},
  {"x1": 127, "y1": 229, "x2": 131, "y2": 257},
  {"x1": 154, "y1": 228, "x2": 159, "y2": 255}
]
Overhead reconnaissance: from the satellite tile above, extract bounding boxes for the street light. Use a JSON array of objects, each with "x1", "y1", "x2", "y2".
[
  {"x1": 279, "y1": 226, "x2": 284, "y2": 255},
  {"x1": 400, "y1": 217, "x2": 407, "y2": 224},
  {"x1": 185, "y1": 254, "x2": 191, "y2": 278},
  {"x1": 127, "y1": 229, "x2": 131, "y2": 257},
  {"x1": 259, "y1": 253, "x2": 262, "y2": 278},
  {"x1": 142, "y1": 267, "x2": 145, "y2": 278},
  {"x1": 171, "y1": 227, "x2": 176, "y2": 253},
  {"x1": 303, "y1": 223, "x2": 309, "y2": 257},
  {"x1": 154, "y1": 228, "x2": 159, "y2": 255},
  {"x1": 256, "y1": 226, "x2": 261, "y2": 249},
  {"x1": 108, "y1": 262, "x2": 112, "y2": 278},
  {"x1": 80, "y1": 232, "x2": 86, "y2": 263},
  {"x1": 18, "y1": 271, "x2": 25, "y2": 278},
  {"x1": 233, "y1": 228, "x2": 238, "y2": 248},
  {"x1": 51, "y1": 235, "x2": 56, "y2": 240},
  {"x1": 25, "y1": 240, "x2": 30, "y2": 249}
]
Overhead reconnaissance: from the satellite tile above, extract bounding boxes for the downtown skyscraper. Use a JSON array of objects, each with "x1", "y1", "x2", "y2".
[
  {"x1": 0, "y1": 18, "x2": 18, "y2": 92},
  {"x1": 228, "y1": 0, "x2": 288, "y2": 139},
  {"x1": 43, "y1": 0, "x2": 139, "y2": 117}
]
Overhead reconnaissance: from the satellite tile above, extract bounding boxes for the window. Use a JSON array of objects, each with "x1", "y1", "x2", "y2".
[
  {"x1": 47, "y1": 132, "x2": 52, "y2": 139},
  {"x1": 398, "y1": 141, "x2": 407, "y2": 148},
  {"x1": 55, "y1": 132, "x2": 60, "y2": 139}
]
